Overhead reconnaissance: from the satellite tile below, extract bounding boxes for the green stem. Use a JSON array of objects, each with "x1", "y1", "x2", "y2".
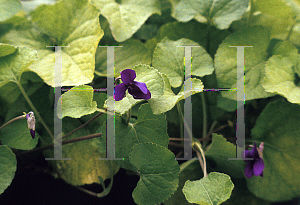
[
  {"x1": 201, "y1": 92, "x2": 207, "y2": 139},
  {"x1": 247, "y1": 0, "x2": 254, "y2": 27},
  {"x1": 62, "y1": 110, "x2": 106, "y2": 139},
  {"x1": 179, "y1": 157, "x2": 198, "y2": 173},
  {"x1": 17, "y1": 82, "x2": 53, "y2": 139},
  {"x1": 0, "y1": 115, "x2": 25, "y2": 131},
  {"x1": 286, "y1": 14, "x2": 300, "y2": 41},
  {"x1": 126, "y1": 108, "x2": 131, "y2": 124},
  {"x1": 17, "y1": 133, "x2": 102, "y2": 156},
  {"x1": 177, "y1": 102, "x2": 184, "y2": 139},
  {"x1": 193, "y1": 140, "x2": 207, "y2": 177},
  {"x1": 202, "y1": 120, "x2": 217, "y2": 148}
]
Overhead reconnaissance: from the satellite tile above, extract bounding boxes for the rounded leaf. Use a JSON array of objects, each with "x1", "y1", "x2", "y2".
[
  {"x1": 0, "y1": 145, "x2": 17, "y2": 195},
  {"x1": 262, "y1": 55, "x2": 300, "y2": 104},
  {"x1": 0, "y1": 119, "x2": 38, "y2": 150},
  {"x1": 57, "y1": 85, "x2": 98, "y2": 119},
  {"x1": 183, "y1": 172, "x2": 234, "y2": 205},
  {"x1": 248, "y1": 100, "x2": 300, "y2": 201},
  {"x1": 129, "y1": 142, "x2": 180, "y2": 205}
]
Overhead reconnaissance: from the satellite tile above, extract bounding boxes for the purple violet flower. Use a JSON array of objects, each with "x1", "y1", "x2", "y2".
[
  {"x1": 114, "y1": 69, "x2": 151, "y2": 101},
  {"x1": 244, "y1": 142, "x2": 264, "y2": 178},
  {"x1": 25, "y1": 111, "x2": 35, "y2": 139}
]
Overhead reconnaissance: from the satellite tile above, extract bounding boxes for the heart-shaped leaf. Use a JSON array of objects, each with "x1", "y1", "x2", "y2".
[
  {"x1": 99, "y1": 103, "x2": 168, "y2": 171},
  {"x1": 248, "y1": 100, "x2": 300, "y2": 201},
  {"x1": 129, "y1": 142, "x2": 180, "y2": 205},
  {"x1": 57, "y1": 85, "x2": 98, "y2": 119},
  {"x1": 91, "y1": 0, "x2": 161, "y2": 42},
  {"x1": 169, "y1": 0, "x2": 249, "y2": 29},
  {"x1": 183, "y1": 172, "x2": 234, "y2": 205}
]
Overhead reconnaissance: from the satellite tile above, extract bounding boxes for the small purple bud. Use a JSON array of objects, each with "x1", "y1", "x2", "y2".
[
  {"x1": 30, "y1": 129, "x2": 35, "y2": 139},
  {"x1": 26, "y1": 111, "x2": 35, "y2": 139}
]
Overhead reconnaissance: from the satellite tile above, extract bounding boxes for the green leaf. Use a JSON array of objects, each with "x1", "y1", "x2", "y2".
[
  {"x1": 91, "y1": 0, "x2": 161, "y2": 42},
  {"x1": 129, "y1": 142, "x2": 180, "y2": 205},
  {"x1": 0, "y1": 0, "x2": 22, "y2": 22},
  {"x1": 21, "y1": 0, "x2": 57, "y2": 13},
  {"x1": 2, "y1": 0, "x2": 103, "y2": 87},
  {"x1": 205, "y1": 134, "x2": 244, "y2": 178},
  {"x1": 244, "y1": 62, "x2": 276, "y2": 100},
  {"x1": 222, "y1": 178, "x2": 271, "y2": 205},
  {"x1": 169, "y1": 0, "x2": 249, "y2": 29},
  {"x1": 0, "y1": 43, "x2": 17, "y2": 57},
  {"x1": 281, "y1": 0, "x2": 300, "y2": 14},
  {"x1": 164, "y1": 159, "x2": 203, "y2": 205},
  {"x1": 57, "y1": 85, "x2": 98, "y2": 119},
  {"x1": 95, "y1": 39, "x2": 151, "y2": 77},
  {"x1": 146, "y1": 20, "x2": 208, "y2": 54},
  {"x1": 251, "y1": 0, "x2": 295, "y2": 39},
  {"x1": 0, "y1": 145, "x2": 17, "y2": 195},
  {"x1": 248, "y1": 100, "x2": 300, "y2": 201},
  {"x1": 146, "y1": 20, "x2": 230, "y2": 56},
  {"x1": 0, "y1": 47, "x2": 39, "y2": 103},
  {"x1": 104, "y1": 64, "x2": 164, "y2": 115},
  {"x1": 81, "y1": 92, "x2": 108, "y2": 134},
  {"x1": 47, "y1": 118, "x2": 119, "y2": 186},
  {"x1": 217, "y1": 94, "x2": 237, "y2": 112},
  {"x1": 149, "y1": 73, "x2": 204, "y2": 114},
  {"x1": 262, "y1": 55, "x2": 300, "y2": 104},
  {"x1": 272, "y1": 40, "x2": 300, "y2": 75},
  {"x1": 152, "y1": 37, "x2": 213, "y2": 88},
  {"x1": 215, "y1": 26, "x2": 274, "y2": 100},
  {"x1": 182, "y1": 172, "x2": 234, "y2": 205},
  {"x1": 0, "y1": 47, "x2": 38, "y2": 88},
  {"x1": 101, "y1": 103, "x2": 169, "y2": 170},
  {"x1": 0, "y1": 119, "x2": 39, "y2": 150}
]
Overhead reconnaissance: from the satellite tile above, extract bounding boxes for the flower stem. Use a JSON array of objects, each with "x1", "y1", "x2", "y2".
[
  {"x1": 247, "y1": 0, "x2": 254, "y2": 27},
  {"x1": 0, "y1": 115, "x2": 25, "y2": 131},
  {"x1": 193, "y1": 139, "x2": 207, "y2": 177},
  {"x1": 17, "y1": 82, "x2": 54, "y2": 139},
  {"x1": 286, "y1": 14, "x2": 300, "y2": 41},
  {"x1": 126, "y1": 108, "x2": 131, "y2": 124},
  {"x1": 202, "y1": 120, "x2": 217, "y2": 148},
  {"x1": 17, "y1": 133, "x2": 102, "y2": 156},
  {"x1": 176, "y1": 102, "x2": 184, "y2": 139},
  {"x1": 62, "y1": 110, "x2": 106, "y2": 139},
  {"x1": 201, "y1": 92, "x2": 207, "y2": 139},
  {"x1": 179, "y1": 157, "x2": 198, "y2": 173}
]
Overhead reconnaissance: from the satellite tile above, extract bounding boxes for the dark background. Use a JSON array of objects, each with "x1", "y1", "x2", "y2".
[{"x1": 0, "y1": 153, "x2": 299, "y2": 205}]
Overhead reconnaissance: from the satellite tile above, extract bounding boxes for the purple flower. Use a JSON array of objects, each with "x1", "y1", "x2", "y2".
[
  {"x1": 114, "y1": 69, "x2": 151, "y2": 101},
  {"x1": 25, "y1": 111, "x2": 35, "y2": 139},
  {"x1": 244, "y1": 142, "x2": 264, "y2": 178}
]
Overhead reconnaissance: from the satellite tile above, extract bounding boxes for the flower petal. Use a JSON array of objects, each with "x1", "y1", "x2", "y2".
[
  {"x1": 245, "y1": 161, "x2": 254, "y2": 178},
  {"x1": 30, "y1": 129, "x2": 35, "y2": 139},
  {"x1": 253, "y1": 158, "x2": 264, "y2": 176},
  {"x1": 26, "y1": 112, "x2": 35, "y2": 130},
  {"x1": 244, "y1": 150, "x2": 252, "y2": 161},
  {"x1": 114, "y1": 83, "x2": 127, "y2": 101},
  {"x1": 121, "y1": 69, "x2": 136, "y2": 85},
  {"x1": 132, "y1": 81, "x2": 148, "y2": 94},
  {"x1": 250, "y1": 142, "x2": 259, "y2": 158},
  {"x1": 128, "y1": 83, "x2": 151, "y2": 100}
]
